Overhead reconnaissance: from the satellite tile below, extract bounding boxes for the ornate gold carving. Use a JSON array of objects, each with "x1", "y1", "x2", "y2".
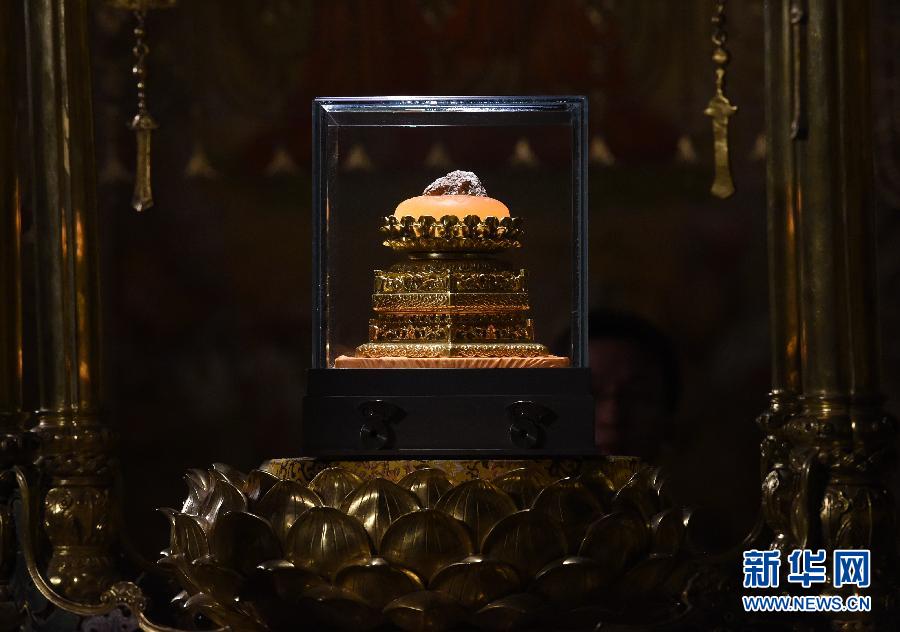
[
  {"x1": 43, "y1": 485, "x2": 116, "y2": 599},
  {"x1": 350, "y1": 211, "x2": 555, "y2": 361},
  {"x1": 99, "y1": 581, "x2": 147, "y2": 613},
  {"x1": 368, "y1": 313, "x2": 535, "y2": 344},
  {"x1": 32, "y1": 414, "x2": 112, "y2": 478},
  {"x1": 381, "y1": 215, "x2": 523, "y2": 253},
  {"x1": 372, "y1": 292, "x2": 529, "y2": 313},
  {"x1": 753, "y1": 390, "x2": 898, "y2": 624},
  {"x1": 29, "y1": 411, "x2": 118, "y2": 600},
  {"x1": 371, "y1": 258, "x2": 530, "y2": 315},
  {"x1": 262, "y1": 457, "x2": 642, "y2": 488},
  {"x1": 159, "y1": 459, "x2": 694, "y2": 630},
  {"x1": 356, "y1": 342, "x2": 549, "y2": 359},
  {"x1": 375, "y1": 268, "x2": 526, "y2": 294},
  {"x1": 3, "y1": 467, "x2": 223, "y2": 632}
]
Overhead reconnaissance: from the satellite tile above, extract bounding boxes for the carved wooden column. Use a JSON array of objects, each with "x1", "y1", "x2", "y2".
[
  {"x1": 24, "y1": 0, "x2": 117, "y2": 600},
  {"x1": 762, "y1": 0, "x2": 896, "y2": 621}
]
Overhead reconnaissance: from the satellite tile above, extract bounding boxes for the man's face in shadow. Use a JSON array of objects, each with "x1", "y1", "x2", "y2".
[{"x1": 590, "y1": 338, "x2": 669, "y2": 459}]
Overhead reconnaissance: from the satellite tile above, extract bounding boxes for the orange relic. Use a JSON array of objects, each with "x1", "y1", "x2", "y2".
[{"x1": 393, "y1": 170, "x2": 510, "y2": 219}]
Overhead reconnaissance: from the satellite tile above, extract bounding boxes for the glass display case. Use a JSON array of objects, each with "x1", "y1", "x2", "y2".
[{"x1": 304, "y1": 97, "x2": 594, "y2": 456}]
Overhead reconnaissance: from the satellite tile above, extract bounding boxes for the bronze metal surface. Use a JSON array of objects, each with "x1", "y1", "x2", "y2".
[{"x1": 157, "y1": 459, "x2": 700, "y2": 629}]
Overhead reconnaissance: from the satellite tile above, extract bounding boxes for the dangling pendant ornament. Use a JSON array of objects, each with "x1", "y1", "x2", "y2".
[
  {"x1": 107, "y1": 0, "x2": 176, "y2": 210},
  {"x1": 129, "y1": 8, "x2": 157, "y2": 212},
  {"x1": 704, "y1": 0, "x2": 737, "y2": 199}
]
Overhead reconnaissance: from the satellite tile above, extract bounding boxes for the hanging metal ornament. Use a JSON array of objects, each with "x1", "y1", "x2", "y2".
[
  {"x1": 704, "y1": 0, "x2": 737, "y2": 199},
  {"x1": 107, "y1": 0, "x2": 176, "y2": 211}
]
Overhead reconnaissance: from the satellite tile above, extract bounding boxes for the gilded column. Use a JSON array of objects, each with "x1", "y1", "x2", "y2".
[
  {"x1": 24, "y1": 0, "x2": 117, "y2": 600},
  {"x1": 791, "y1": 0, "x2": 895, "y2": 570},
  {"x1": 758, "y1": 0, "x2": 804, "y2": 552},
  {"x1": 763, "y1": 0, "x2": 895, "y2": 620}
]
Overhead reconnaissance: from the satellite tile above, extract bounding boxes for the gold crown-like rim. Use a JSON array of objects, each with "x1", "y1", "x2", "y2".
[{"x1": 380, "y1": 215, "x2": 523, "y2": 253}]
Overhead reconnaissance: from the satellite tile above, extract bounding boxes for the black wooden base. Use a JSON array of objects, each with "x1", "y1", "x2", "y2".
[{"x1": 302, "y1": 367, "x2": 596, "y2": 458}]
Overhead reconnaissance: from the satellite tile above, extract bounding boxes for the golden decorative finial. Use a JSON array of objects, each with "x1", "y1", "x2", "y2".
[
  {"x1": 106, "y1": 0, "x2": 176, "y2": 211},
  {"x1": 704, "y1": 0, "x2": 737, "y2": 199}
]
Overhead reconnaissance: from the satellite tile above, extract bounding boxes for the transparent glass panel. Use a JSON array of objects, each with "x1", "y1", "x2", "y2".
[{"x1": 312, "y1": 97, "x2": 587, "y2": 369}]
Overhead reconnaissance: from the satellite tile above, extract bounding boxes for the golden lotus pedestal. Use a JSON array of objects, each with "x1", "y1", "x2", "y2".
[{"x1": 160, "y1": 455, "x2": 698, "y2": 631}]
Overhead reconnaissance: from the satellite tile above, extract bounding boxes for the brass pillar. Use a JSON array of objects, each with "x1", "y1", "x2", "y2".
[
  {"x1": 762, "y1": 0, "x2": 895, "y2": 616},
  {"x1": 758, "y1": 0, "x2": 804, "y2": 552},
  {"x1": 24, "y1": 0, "x2": 116, "y2": 600}
]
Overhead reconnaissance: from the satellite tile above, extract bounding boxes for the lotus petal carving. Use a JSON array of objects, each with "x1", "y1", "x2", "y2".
[
  {"x1": 578, "y1": 468, "x2": 617, "y2": 505},
  {"x1": 399, "y1": 468, "x2": 454, "y2": 508},
  {"x1": 579, "y1": 510, "x2": 649, "y2": 577},
  {"x1": 492, "y1": 468, "x2": 551, "y2": 510},
  {"x1": 162, "y1": 459, "x2": 694, "y2": 630},
  {"x1": 256, "y1": 480, "x2": 322, "y2": 544},
  {"x1": 190, "y1": 554, "x2": 244, "y2": 603},
  {"x1": 650, "y1": 507, "x2": 686, "y2": 555},
  {"x1": 532, "y1": 556, "x2": 609, "y2": 610},
  {"x1": 284, "y1": 506, "x2": 371, "y2": 579},
  {"x1": 531, "y1": 477, "x2": 603, "y2": 551},
  {"x1": 481, "y1": 510, "x2": 567, "y2": 579},
  {"x1": 210, "y1": 511, "x2": 281, "y2": 576},
  {"x1": 334, "y1": 557, "x2": 424, "y2": 609},
  {"x1": 245, "y1": 469, "x2": 281, "y2": 503},
  {"x1": 384, "y1": 590, "x2": 466, "y2": 632},
  {"x1": 612, "y1": 468, "x2": 661, "y2": 521},
  {"x1": 299, "y1": 585, "x2": 383, "y2": 631},
  {"x1": 309, "y1": 466, "x2": 364, "y2": 508},
  {"x1": 472, "y1": 592, "x2": 547, "y2": 631},
  {"x1": 615, "y1": 553, "x2": 677, "y2": 601},
  {"x1": 168, "y1": 511, "x2": 209, "y2": 563},
  {"x1": 213, "y1": 462, "x2": 248, "y2": 489},
  {"x1": 181, "y1": 469, "x2": 211, "y2": 515},
  {"x1": 242, "y1": 559, "x2": 328, "y2": 605},
  {"x1": 429, "y1": 555, "x2": 520, "y2": 610},
  {"x1": 198, "y1": 474, "x2": 247, "y2": 527},
  {"x1": 341, "y1": 478, "x2": 420, "y2": 547},
  {"x1": 435, "y1": 479, "x2": 517, "y2": 549},
  {"x1": 380, "y1": 509, "x2": 473, "y2": 581}
]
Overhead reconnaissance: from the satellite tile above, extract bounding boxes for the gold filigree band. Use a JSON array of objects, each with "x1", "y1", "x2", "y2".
[
  {"x1": 372, "y1": 292, "x2": 530, "y2": 313},
  {"x1": 368, "y1": 314, "x2": 535, "y2": 344},
  {"x1": 356, "y1": 342, "x2": 549, "y2": 358}
]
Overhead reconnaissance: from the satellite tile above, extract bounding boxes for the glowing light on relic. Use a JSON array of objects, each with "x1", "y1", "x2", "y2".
[{"x1": 393, "y1": 170, "x2": 510, "y2": 219}]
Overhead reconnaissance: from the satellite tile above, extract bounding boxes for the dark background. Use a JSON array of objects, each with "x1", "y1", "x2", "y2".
[{"x1": 77, "y1": 0, "x2": 900, "y2": 558}]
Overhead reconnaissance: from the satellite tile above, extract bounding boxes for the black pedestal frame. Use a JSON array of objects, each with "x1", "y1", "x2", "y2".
[{"x1": 302, "y1": 367, "x2": 596, "y2": 458}]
